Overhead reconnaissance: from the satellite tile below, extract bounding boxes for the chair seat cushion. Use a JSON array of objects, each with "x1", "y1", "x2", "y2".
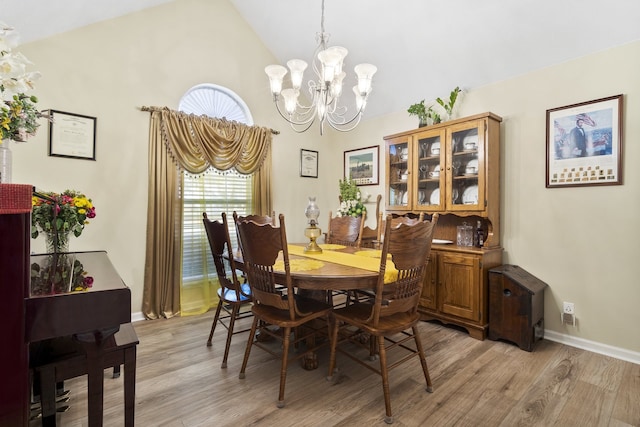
[
  {"x1": 333, "y1": 302, "x2": 421, "y2": 336},
  {"x1": 218, "y1": 283, "x2": 251, "y2": 303},
  {"x1": 251, "y1": 296, "x2": 331, "y2": 328}
]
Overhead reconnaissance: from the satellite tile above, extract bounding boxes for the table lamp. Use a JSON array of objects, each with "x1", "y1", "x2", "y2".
[{"x1": 304, "y1": 196, "x2": 322, "y2": 253}]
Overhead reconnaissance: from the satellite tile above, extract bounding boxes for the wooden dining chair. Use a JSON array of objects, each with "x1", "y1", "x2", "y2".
[
  {"x1": 372, "y1": 212, "x2": 432, "y2": 249},
  {"x1": 354, "y1": 213, "x2": 428, "y2": 307},
  {"x1": 325, "y1": 210, "x2": 366, "y2": 247},
  {"x1": 232, "y1": 211, "x2": 276, "y2": 226},
  {"x1": 202, "y1": 212, "x2": 253, "y2": 369},
  {"x1": 236, "y1": 214, "x2": 332, "y2": 408},
  {"x1": 327, "y1": 213, "x2": 438, "y2": 424},
  {"x1": 360, "y1": 194, "x2": 382, "y2": 248},
  {"x1": 324, "y1": 211, "x2": 367, "y2": 305},
  {"x1": 232, "y1": 211, "x2": 276, "y2": 255}
]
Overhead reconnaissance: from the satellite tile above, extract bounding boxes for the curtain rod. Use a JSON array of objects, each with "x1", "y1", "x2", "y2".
[{"x1": 139, "y1": 106, "x2": 280, "y2": 135}]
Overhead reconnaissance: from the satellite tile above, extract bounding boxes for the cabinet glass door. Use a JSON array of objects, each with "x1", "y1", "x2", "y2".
[
  {"x1": 447, "y1": 120, "x2": 485, "y2": 211},
  {"x1": 386, "y1": 138, "x2": 411, "y2": 210},
  {"x1": 415, "y1": 130, "x2": 445, "y2": 211}
]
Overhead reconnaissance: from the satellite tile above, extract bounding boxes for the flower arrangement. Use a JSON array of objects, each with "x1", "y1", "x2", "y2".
[
  {"x1": 0, "y1": 22, "x2": 46, "y2": 142},
  {"x1": 31, "y1": 190, "x2": 97, "y2": 240},
  {"x1": 337, "y1": 178, "x2": 367, "y2": 218}
]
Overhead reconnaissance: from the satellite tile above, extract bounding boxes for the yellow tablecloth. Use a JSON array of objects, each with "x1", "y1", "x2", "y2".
[
  {"x1": 287, "y1": 245, "x2": 397, "y2": 284},
  {"x1": 273, "y1": 258, "x2": 324, "y2": 272},
  {"x1": 319, "y1": 243, "x2": 346, "y2": 250}
]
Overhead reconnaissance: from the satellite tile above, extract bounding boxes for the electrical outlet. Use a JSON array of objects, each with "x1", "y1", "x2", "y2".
[
  {"x1": 563, "y1": 302, "x2": 574, "y2": 314},
  {"x1": 562, "y1": 302, "x2": 576, "y2": 326}
]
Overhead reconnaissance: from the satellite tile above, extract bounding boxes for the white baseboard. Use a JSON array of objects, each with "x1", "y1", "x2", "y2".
[
  {"x1": 544, "y1": 329, "x2": 640, "y2": 365},
  {"x1": 131, "y1": 311, "x2": 145, "y2": 323}
]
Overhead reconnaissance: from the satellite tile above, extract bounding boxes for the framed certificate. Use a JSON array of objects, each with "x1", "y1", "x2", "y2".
[
  {"x1": 48, "y1": 110, "x2": 97, "y2": 160},
  {"x1": 300, "y1": 149, "x2": 318, "y2": 178}
]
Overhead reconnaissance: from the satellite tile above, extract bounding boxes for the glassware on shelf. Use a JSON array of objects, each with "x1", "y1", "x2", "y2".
[{"x1": 456, "y1": 222, "x2": 473, "y2": 246}]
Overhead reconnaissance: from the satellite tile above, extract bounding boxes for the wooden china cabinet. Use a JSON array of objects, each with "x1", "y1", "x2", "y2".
[{"x1": 384, "y1": 112, "x2": 503, "y2": 339}]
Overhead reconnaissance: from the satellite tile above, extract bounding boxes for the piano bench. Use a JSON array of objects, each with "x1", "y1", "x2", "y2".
[{"x1": 30, "y1": 323, "x2": 138, "y2": 427}]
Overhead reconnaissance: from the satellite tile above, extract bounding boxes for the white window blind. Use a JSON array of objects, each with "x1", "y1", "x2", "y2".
[
  {"x1": 178, "y1": 83, "x2": 254, "y2": 286},
  {"x1": 182, "y1": 171, "x2": 252, "y2": 284}
]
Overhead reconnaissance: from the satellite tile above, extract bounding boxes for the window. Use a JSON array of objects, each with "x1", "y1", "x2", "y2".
[{"x1": 179, "y1": 84, "x2": 253, "y2": 285}]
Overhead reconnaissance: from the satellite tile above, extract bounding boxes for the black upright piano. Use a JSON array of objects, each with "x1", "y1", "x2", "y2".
[{"x1": 0, "y1": 184, "x2": 132, "y2": 426}]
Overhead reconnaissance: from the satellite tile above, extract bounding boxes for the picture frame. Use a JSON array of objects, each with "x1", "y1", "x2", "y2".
[
  {"x1": 545, "y1": 94, "x2": 623, "y2": 188},
  {"x1": 48, "y1": 110, "x2": 97, "y2": 160},
  {"x1": 343, "y1": 145, "x2": 379, "y2": 186},
  {"x1": 300, "y1": 148, "x2": 318, "y2": 178}
]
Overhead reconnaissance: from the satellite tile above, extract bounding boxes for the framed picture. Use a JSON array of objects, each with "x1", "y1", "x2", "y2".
[
  {"x1": 48, "y1": 110, "x2": 97, "y2": 160},
  {"x1": 343, "y1": 145, "x2": 379, "y2": 185},
  {"x1": 546, "y1": 94, "x2": 623, "y2": 188},
  {"x1": 300, "y1": 148, "x2": 318, "y2": 178}
]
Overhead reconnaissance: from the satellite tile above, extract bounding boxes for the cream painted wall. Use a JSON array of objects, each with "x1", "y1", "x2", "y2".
[
  {"x1": 14, "y1": 0, "x2": 324, "y2": 317},
  {"x1": 12, "y1": 0, "x2": 639, "y2": 355},
  {"x1": 330, "y1": 42, "x2": 640, "y2": 355}
]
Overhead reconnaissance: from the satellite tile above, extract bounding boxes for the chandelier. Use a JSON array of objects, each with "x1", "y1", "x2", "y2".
[{"x1": 264, "y1": 0, "x2": 377, "y2": 135}]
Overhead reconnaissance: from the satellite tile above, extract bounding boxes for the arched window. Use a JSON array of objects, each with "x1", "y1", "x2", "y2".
[{"x1": 179, "y1": 84, "x2": 253, "y2": 302}]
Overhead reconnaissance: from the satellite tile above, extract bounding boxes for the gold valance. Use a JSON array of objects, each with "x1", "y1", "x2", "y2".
[{"x1": 141, "y1": 106, "x2": 275, "y2": 175}]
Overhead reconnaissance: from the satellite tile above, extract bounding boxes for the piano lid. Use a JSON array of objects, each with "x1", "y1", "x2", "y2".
[{"x1": 25, "y1": 251, "x2": 131, "y2": 343}]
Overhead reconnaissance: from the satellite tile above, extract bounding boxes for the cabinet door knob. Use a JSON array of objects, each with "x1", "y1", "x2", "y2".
[{"x1": 503, "y1": 289, "x2": 512, "y2": 297}]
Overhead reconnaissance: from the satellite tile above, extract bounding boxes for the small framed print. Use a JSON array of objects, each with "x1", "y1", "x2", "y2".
[
  {"x1": 546, "y1": 94, "x2": 623, "y2": 188},
  {"x1": 48, "y1": 110, "x2": 97, "y2": 160},
  {"x1": 300, "y1": 149, "x2": 318, "y2": 178},
  {"x1": 343, "y1": 145, "x2": 379, "y2": 185}
]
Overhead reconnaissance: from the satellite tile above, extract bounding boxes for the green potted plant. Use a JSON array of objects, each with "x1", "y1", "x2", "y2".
[
  {"x1": 408, "y1": 100, "x2": 441, "y2": 127},
  {"x1": 436, "y1": 86, "x2": 461, "y2": 120},
  {"x1": 407, "y1": 100, "x2": 428, "y2": 127}
]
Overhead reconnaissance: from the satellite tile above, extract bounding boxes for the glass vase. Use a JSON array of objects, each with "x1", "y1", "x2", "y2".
[
  {"x1": 0, "y1": 140, "x2": 12, "y2": 183},
  {"x1": 45, "y1": 231, "x2": 70, "y2": 253}
]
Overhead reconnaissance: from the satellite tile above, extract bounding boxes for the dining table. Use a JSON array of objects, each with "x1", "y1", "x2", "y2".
[
  {"x1": 233, "y1": 243, "x2": 390, "y2": 369},
  {"x1": 232, "y1": 243, "x2": 389, "y2": 293}
]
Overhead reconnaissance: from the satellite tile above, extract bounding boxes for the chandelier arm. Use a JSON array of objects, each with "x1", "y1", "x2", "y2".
[
  {"x1": 326, "y1": 98, "x2": 367, "y2": 125},
  {"x1": 290, "y1": 119, "x2": 317, "y2": 134},
  {"x1": 326, "y1": 114, "x2": 364, "y2": 132},
  {"x1": 273, "y1": 99, "x2": 317, "y2": 127}
]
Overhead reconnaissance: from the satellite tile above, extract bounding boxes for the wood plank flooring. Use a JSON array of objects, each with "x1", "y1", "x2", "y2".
[{"x1": 34, "y1": 313, "x2": 640, "y2": 426}]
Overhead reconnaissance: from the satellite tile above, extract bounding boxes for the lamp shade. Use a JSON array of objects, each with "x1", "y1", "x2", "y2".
[
  {"x1": 281, "y1": 88, "x2": 299, "y2": 114},
  {"x1": 326, "y1": 46, "x2": 348, "y2": 74},
  {"x1": 354, "y1": 63, "x2": 377, "y2": 95},
  {"x1": 317, "y1": 49, "x2": 341, "y2": 83},
  {"x1": 287, "y1": 59, "x2": 308, "y2": 90},
  {"x1": 265, "y1": 64, "x2": 288, "y2": 95}
]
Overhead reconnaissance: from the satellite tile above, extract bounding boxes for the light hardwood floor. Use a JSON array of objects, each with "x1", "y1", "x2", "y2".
[{"x1": 36, "y1": 313, "x2": 640, "y2": 426}]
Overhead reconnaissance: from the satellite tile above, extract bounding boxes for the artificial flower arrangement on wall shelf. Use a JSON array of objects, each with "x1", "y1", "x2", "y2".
[{"x1": 0, "y1": 21, "x2": 49, "y2": 182}]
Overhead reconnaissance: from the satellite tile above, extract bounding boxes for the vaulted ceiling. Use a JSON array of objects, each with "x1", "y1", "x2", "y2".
[{"x1": 3, "y1": 0, "x2": 640, "y2": 118}]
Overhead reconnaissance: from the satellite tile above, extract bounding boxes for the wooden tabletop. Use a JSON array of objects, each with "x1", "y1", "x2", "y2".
[{"x1": 234, "y1": 245, "x2": 379, "y2": 291}]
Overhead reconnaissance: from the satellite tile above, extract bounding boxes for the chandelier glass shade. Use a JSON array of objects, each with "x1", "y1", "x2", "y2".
[{"x1": 264, "y1": 0, "x2": 377, "y2": 135}]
